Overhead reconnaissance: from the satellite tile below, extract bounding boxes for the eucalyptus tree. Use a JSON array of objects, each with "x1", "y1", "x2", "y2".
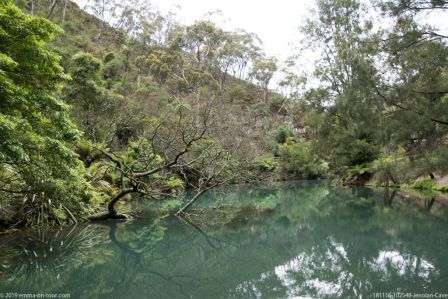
[
  {"x1": 167, "y1": 21, "x2": 264, "y2": 91},
  {"x1": 249, "y1": 57, "x2": 278, "y2": 102},
  {"x1": 217, "y1": 30, "x2": 262, "y2": 84},
  {"x1": 179, "y1": 20, "x2": 226, "y2": 71},
  {"x1": 228, "y1": 30, "x2": 263, "y2": 80}
]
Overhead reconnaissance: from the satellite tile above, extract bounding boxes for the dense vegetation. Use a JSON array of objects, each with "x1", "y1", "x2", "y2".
[{"x1": 0, "y1": 0, "x2": 447, "y2": 228}]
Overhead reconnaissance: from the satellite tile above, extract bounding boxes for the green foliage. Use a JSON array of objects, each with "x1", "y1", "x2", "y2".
[
  {"x1": 103, "y1": 52, "x2": 115, "y2": 63},
  {"x1": 312, "y1": 116, "x2": 381, "y2": 176},
  {"x1": 255, "y1": 156, "x2": 279, "y2": 172},
  {"x1": 343, "y1": 164, "x2": 371, "y2": 183},
  {"x1": 370, "y1": 150, "x2": 409, "y2": 186},
  {"x1": 165, "y1": 176, "x2": 184, "y2": 191},
  {"x1": 0, "y1": 1, "x2": 96, "y2": 226},
  {"x1": 250, "y1": 102, "x2": 269, "y2": 119},
  {"x1": 227, "y1": 83, "x2": 253, "y2": 103},
  {"x1": 406, "y1": 178, "x2": 440, "y2": 198},
  {"x1": 123, "y1": 138, "x2": 162, "y2": 170},
  {"x1": 269, "y1": 95, "x2": 285, "y2": 113},
  {"x1": 273, "y1": 126, "x2": 294, "y2": 144},
  {"x1": 278, "y1": 142, "x2": 328, "y2": 179},
  {"x1": 64, "y1": 52, "x2": 124, "y2": 140},
  {"x1": 411, "y1": 179, "x2": 436, "y2": 191},
  {"x1": 103, "y1": 57, "x2": 122, "y2": 82},
  {"x1": 300, "y1": 0, "x2": 448, "y2": 183},
  {"x1": 249, "y1": 57, "x2": 278, "y2": 90}
]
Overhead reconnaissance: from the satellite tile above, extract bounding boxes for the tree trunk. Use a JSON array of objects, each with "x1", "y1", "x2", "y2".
[
  {"x1": 62, "y1": 0, "x2": 68, "y2": 23},
  {"x1": 88, "y1": 188, "x2": 136, "y2": 220},
  {"x1": 47, "y1": 0, "x2": 61, "y2": 19},
  {"x1": 108, "y1": 188, "x2": 135, "y2": 215},
  {"x1": 28, "y1": 0, "x2": 34, "y2": 15}
]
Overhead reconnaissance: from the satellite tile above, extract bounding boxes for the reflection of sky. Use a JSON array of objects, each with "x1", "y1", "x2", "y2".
[
  {"x1": 370, "y1": 250, "x2": 438, "y2": 282},
  {"x1": 273, "y1": 238, "x2": 351, "y2": 298},
  {"x1": 233, "y1": 238, "x2": 440, "y2": 298},
  {"x1": 275, "y1": 258, "x2": 348, "y2": 297}
]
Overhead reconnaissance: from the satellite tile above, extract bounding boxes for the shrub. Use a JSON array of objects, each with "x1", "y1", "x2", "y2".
[
  {"x1": 250, "y1": 102, "x2": 269, "y2": 118},
  {"x1": 269, "y1": 95, "x2": 285, "y2": 113},
  {"x1": 256, "y1": 156, "x2": 279, "y2": 172},
  {"x1": 165, "y1": 176, "x2": 185, "y2": 191},
  {"x1": 411, "y1": 178, "x2": 435, "y2": 191},
  {"x1": 278, "y1": 142, "x2": 328, "y2": 179},
  {"x1": 228, "y1": 84, "x2": 253, "y2": 103},
  {"x1": 273, "y1": 126, "x2": 294, "y2": 144}
]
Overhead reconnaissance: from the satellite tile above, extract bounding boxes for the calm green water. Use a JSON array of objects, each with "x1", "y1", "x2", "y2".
[{"x1": 1, "y1": 181, "x2": 448, "y2": 298}]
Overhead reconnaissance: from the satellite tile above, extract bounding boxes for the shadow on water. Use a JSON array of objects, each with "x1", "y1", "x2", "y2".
[{"x1": 1, "y1": 181, "x2": 448, "y2": 298}]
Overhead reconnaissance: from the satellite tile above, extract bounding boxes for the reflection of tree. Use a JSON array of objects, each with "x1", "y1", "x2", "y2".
[
  {"x1": 92, "y1": 220, "x2": 187, "y2": 299},
  {"x1": 1, "y1": 182, "x2": 448, "y2": 298},
  {"x1": 178, "y1": 215, "x2": 237, "y2": 250},
  {"x1": 224, "y1": 186, "x2": 448, "y2": 298},
  {"x1": 0, "y1": 225, "x2": 109, "y2": 291},
  {"x1": 383, "y1": 187, "x2": 398, "y2": 206},
  {"x1": 424, "y1": 197, "x2": 436, "y2": 210}
]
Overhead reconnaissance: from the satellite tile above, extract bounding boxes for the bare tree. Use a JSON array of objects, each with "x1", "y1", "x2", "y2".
[{"x1": 88, "y1": 102, "x2": 241, "y2": 220}]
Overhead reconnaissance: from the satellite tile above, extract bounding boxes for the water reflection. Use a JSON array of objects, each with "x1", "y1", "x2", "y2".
[
  {"x1": 371, "y1": 250, "x2": 438, "y2": 282},
  {"x1": 0, "y1": 225, "x2": 108, "y2": 285},
  {"x1": 1, "y1": 181, "x2": 448, "y2": 298}
]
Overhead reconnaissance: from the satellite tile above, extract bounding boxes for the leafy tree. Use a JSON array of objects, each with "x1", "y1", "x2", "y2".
[
  {"x1": 299, "y1": 0, "x2": 448, "y2": 183},
  {"x1": 180, "y1": 21, "x2": 226, "y2": 70},
  {"x1": 217, "y1": 29, "x2": 262, "y2": 83},
  {"x1": 250, "y1": 102, "x2": 269, "y2": 122},
  {"x1": 64, "y1": 52, "x2": 124, "y2": 142},
  {"x1": 145, "y1": 48, "x2": 184, "y2": 85},
  {"x1": 0, "y1": 1, "x2": 95, "y2": 226},
  {"x1": 249, "y1": 57, "x2": 277, "y2": 101},
  {"x1": 278, "y1": 141, "x2": 328, "y2": 179},
  {"x1": 374, "y1": 2, "x2": 448, "y2": 177},
  {"x1": 298, "y1": 0, "x2": 384, "y2": 178}
]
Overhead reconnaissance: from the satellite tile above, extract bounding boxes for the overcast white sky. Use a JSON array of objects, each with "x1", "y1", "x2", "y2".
[
  {"x1": 149, "y1": 0, "x2": 314, "y2": 60},
  {"x1": 75, "y1": 0, "x2": 314, "y2": 61},
  {"x1": 74, "y1": 0, "x2": 448, "y2": 89},
  {"x1": 75, "y1": 0, "x2": 448, "y2": 62},
  {"x1": 77, "y1": 0, "x2": 448, "y2": 56}
]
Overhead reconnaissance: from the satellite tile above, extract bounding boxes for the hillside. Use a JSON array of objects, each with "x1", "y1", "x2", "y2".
[
  {"x1": 1, "y1": 0, "x2": 448, "y2": 228},
  {"x1": 25, "y1": 0, "x2": 297, "y2": 159},
  {"x1": 2, "y1": 0, "x2": 325, "y2": 227}
]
